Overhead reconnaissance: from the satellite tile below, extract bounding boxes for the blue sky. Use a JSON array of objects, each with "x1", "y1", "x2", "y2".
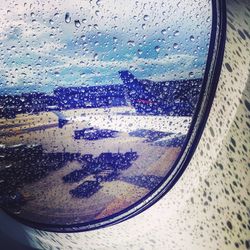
[{"x1": 0, "y1": 0, "x2": 211, "y2": 94}]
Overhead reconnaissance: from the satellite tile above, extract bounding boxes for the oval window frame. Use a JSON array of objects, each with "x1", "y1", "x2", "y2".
[{"x1": 2, "y1": 0, "x2": 227, "y2": 232}]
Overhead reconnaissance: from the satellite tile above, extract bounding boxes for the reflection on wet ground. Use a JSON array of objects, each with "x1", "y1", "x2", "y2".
[
  {"x1": 0, "y1": 145, "x2": 148, "y2": 202},
  {"x1": 0, "y1": 142, "x2": 141, "y2": 208},
  {"x1": 0, "y1": 107, "x2": 185, "y2": 224},
  {"x1": 0, "y1": 144, "x2": 79, "y2": 209}
]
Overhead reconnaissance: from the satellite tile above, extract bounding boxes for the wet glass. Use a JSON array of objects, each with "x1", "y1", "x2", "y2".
[{"x1": 0, "y1": 0, "x2": 212, "y2": 230}]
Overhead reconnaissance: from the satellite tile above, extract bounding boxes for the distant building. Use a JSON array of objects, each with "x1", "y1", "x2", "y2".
[
  {"x1": 54, "y1": 84, "x2": 126, "y2": 109},
  {"x1": 0, "y1": 70, "x2": 202, "y2": 118}
]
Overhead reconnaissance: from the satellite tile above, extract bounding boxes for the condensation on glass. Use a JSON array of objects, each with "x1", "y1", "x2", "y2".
[{"x1": 0, "y1": 0, "x2": 211, "y2": 229}]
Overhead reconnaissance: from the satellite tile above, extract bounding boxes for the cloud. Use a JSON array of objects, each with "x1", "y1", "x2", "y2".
[
  {"x1": 0, "y1": 50, "x2": 204, "y2": 88},
  {"x1": 37, "y1": 41, "x2": 65, "y2": 53},
  {"x1": 0, "y1": 0, "x2": 211, "y2": 38},
  {"x1": 49, "y1": 53, "x2": 198, "y2": 74},
  {"x1": 0, "y1": 0, "x2": 211, "y2": 93}
]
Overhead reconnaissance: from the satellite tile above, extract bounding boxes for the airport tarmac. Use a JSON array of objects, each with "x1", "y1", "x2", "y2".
[{"x1": 0, "y1": 106, "x2": 190, "y2": 225}]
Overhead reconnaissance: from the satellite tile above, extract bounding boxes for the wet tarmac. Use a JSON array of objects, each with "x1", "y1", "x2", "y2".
[{"x1": 0, "y1": 107, "x2": 186, "y2": 224}]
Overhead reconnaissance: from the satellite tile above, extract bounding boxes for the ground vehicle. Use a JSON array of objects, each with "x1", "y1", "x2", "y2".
[
  {"x1": 74, "y1": 128, "x2": 118, "y2": 140},
  {"x1": 69, "y1": 181, "x2": 102, "y2": 199}
]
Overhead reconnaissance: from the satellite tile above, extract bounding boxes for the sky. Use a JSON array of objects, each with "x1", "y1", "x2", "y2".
[{"x1": 0, "y1": 0, "x2": 212, "y2": 94}]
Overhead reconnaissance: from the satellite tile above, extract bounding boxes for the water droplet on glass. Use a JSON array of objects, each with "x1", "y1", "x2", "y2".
[
  {"x1": 10, "y1": 194, "x2": 16, "y2": 200},
  {"x1": 65, "y1": 12, "x2": 71, "y2": 23},
  {"x1": 190, "y1": 35, "x2": 195, "y2": 41},
  {"x1": 13, "y1": 210, "x2": 21, "y2": 215},
  {"x1": 75, "y1": 20, "x2": 81, "y2": 28},
  {"x1": 173, "y1": 30, "x2": 179, "y2": 36},
  {"x1": 189, "y1": 72, "x2": 194, "y2": 78},
  {"x1": 161, "y1": 29, "x2": 167, "y2": 35},
  {"x1": 143, "y1": 15, "x2": 149, "y2": 21},
  {"x1": 96, "y1": 0, "x2": 101, "y2": 6},
  {"x1": 173, "y1": 43, "x2": 178, "y2": 49},
  {"x1": 127, "y1": 40, "x2": 135, "y2": 47},
  {"x1": 155, "y1": 46, "x2": 160, "y2": 53}
]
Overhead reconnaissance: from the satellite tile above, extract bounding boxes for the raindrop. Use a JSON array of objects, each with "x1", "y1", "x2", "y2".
[
  {"x1": 189, "y1": 72, "x2": 194, "y2": 78},
  {"x1": 155, "y1": 46, "x2": 160, "y2": 53},
  {"x1": 75, "y1": 20, "x2": 81, "y2": 28},
  {"x1": 143, "y1": 15, "x2": 149, "y2": 21},
  {"x1": 127, "y1": 40, "x2": 135, "y2": 47},
  {"x1": 96, "y1": 0, "x2": 101, "y2": 6},
  {"x1": 13, "y1": 210, "x2": 21, "y2": 215},
  {"x1": 173, "y1": 30, "x2": 179, "y2": 36},
  {"x1": 190, "y1": 35, "x2": 195, "y2": 41},
  {"x1": 161, "y1": 29, "x2": 167, "y2": 35},
  {"x1": 173, "y1": 43, "x2": 178, "y2": 49},
  {"x1": 65, "y1": 12, "x2": 71, "y2": 23},
  {"x1": 10, "y1": 194, "x2": 16, "y2": 200}
]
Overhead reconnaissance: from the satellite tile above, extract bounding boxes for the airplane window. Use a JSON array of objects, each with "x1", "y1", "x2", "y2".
[{"x1": 0, "y1": 0, "x2": 224, "y2": 231}]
